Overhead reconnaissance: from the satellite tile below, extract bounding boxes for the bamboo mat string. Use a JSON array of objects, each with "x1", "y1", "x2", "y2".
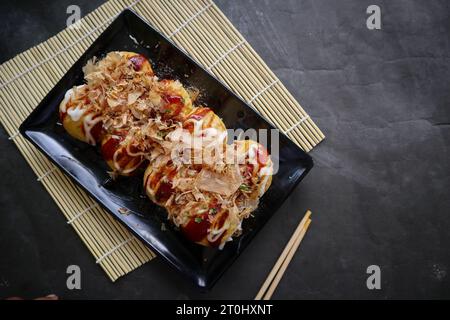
[{"x1": 0, "y1": 0, "x2": 323, "y2": 282}]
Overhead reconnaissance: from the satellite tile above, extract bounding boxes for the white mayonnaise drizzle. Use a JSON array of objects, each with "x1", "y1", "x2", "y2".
[
  {"x1": 186, "y1": 117, "x2": 204, "y2": 136},
  {"x1": 81, "y1": 113, "x2": 102, "y2": 145},
  {"x1": 218, "y1": 236, "x2": 234, "y2": 250},
  {"x1": 217, "y1": 220, "x2": 241, "y2": 250},
  {"x1": 126, "y1": 143, "x2": 147, "y2": 157},
  {"x1": 247, "y1": 143, "x2": 258, "y2": 162},
  {"x1": 207, "y1": 222, "x2": 229, "y2": 244},
  {"x1": 112, "y1": 144, "x2": 143, "y2": 173},
  {"x1": 202, "y1": 127, "x2": 218, "y2": 138},
  {"x1": 67, "y1": 105, "x2": 86, "y2": 122},
  {"x1": 59, "y1": 85, "x2": 86, "y2": 113},
  {"x1": 259, "y1": 166, "x2": 272, "y2": 177},
  {"x1": 61, "y1": 85, "x2": 103, "y2": 145}
]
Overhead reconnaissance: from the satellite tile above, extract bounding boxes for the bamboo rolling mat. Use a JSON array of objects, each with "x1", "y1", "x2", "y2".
[{"x1": 0, "y1": 0, "x2": 324, "y2": 281}]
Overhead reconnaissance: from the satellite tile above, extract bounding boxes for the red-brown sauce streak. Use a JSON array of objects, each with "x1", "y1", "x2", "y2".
[
  {"x1": 162, "y1": 95, "x2": 184, "y2": 119},
  {"x1": 183, "y1": 213, "x2": 210, "y2": 243},
  {"x1": 150, "y1": 171, "x2": 163, "y2": 189},
  {"x1": 166, "y1": 95, "x2": 182, "y2": 105},
  {"x1": 245, "y1": 164, "x2": 254, "y2": 179},
  {"x1": 129, "y1": 54, "x2": 147, "y2": 71},
  {"x1": 114, "y1": 146, "x2": 143, "y2": 173},
  {"x1": 154, "y1": 166, "x2": 177, "y2": 203},
  {"x1": 209, "y1": 210, "x2": 230, "y2": 247},
  {"x1": 155, "y1": 182, "x2": 173, "y2": 204},
  {"x1": 190, "y1": 107, "x2": 211, "y2": 121},
  {"x1": 91, "y1": 118, "x2": 103, "y2": 142},
  {"x1": 183, "y1": 108, "x2": 212, "y2": 133},
  {"x1": 59, "y1": 111, "x2": 67, "y2": 123},
  {"x1": 101, "y1": 135, "x2": 123, "y2": 161}
]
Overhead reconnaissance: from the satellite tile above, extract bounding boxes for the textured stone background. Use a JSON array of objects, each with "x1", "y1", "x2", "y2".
[{"x1": 0, "y1": 0, "x2": 449, "y2": 299}]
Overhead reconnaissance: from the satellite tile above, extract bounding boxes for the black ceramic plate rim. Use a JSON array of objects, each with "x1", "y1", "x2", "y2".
[{"x1": 19, "y1": 9, "x2": 314, "y2": 288}]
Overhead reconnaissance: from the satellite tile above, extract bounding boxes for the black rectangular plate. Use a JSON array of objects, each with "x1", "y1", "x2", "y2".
[{"x1": 19, "y1": 9, "x2": 313, "y2": 288}]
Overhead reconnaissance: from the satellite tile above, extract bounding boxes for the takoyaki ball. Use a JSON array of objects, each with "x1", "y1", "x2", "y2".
[
  {"x1": 101, "y1": 130, "x2": 146, "y2": 176},
  {"x1": 59, "y1": 85, "x2": 103, "y2": 145}
]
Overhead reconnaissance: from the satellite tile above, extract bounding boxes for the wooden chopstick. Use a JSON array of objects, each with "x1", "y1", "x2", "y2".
[
  {"x1": 262, "y1": 219, "x2": 311, "y2": 300},
  {"x1": 255, "y1": 210, "x2": 312, "y2": 300}
]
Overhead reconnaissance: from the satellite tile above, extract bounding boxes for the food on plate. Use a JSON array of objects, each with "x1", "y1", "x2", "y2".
[
  {"x1": 143, "y1": 140, "x2": 272, "y2": 247},
  {"x1": 59, "y1": 51, "x2": 273, "y2": 247}
]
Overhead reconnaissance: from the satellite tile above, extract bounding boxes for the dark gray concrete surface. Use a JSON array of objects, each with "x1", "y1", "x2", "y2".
[{"x1": 0, "y1": 0, "x2": 449, "y2": 299}]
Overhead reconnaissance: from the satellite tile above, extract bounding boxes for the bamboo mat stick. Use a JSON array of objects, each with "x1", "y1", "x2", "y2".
[{"x1": 255, "y1": 210, "x2": 312, "y2": 300}]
